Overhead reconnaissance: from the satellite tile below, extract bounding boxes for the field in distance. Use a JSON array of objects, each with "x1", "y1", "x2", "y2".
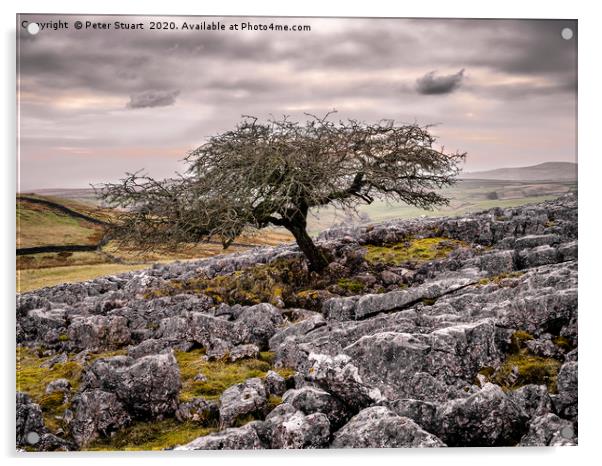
[{"x1": 306, "y1": 178, "x2": 576, "y2": 234}]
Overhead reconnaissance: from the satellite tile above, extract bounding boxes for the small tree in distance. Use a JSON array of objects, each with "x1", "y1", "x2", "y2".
[{"x1": 98, "y1": 112, "x2": 466, "y2": 273}]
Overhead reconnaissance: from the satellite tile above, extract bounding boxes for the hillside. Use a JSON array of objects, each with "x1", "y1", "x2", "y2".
[
  {"x1": 17, "y1": 194, "x2": 578, "y2": 450},
  {"x1": 461, "y1": 162, "x2": 577, "y2": 181},
  {"x1": 16, "y1": 194, "x2": 292, "y2": 292},
  {"x1": 17, "y1": 197, "x2": 105, "y2": 249}
]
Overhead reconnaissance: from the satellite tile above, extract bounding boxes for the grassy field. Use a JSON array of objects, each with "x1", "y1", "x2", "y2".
[
  {"x1": 16, "y1": 195, "x2": 293, "y2": 292},
  {"x1": 17, "y1": 179, "x2": 575, "y2": 292},
  {"x1": 306, "y1": 179, "x2": 576, "y2": 234}
]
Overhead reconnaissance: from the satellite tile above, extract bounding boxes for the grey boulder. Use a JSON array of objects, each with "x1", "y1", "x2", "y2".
[
  {"x1": 219, "y1": 377, "x2": 268, "y2": 427},
  {"x1": 175, "y1": 422, "x2": 264, "y2": 450},
  {"x1": 81, "y1": 351, "x2": 181, "y2": 417},
  {"x1": 520, "y1": 413, "x2": 577, "y2": 446},
  {"x1": 70, "y1": 389, "x2": 131, "y2": 448},
  {"x1": 282, "y1": 386, "x2": 349, "y2": 428},
  {"x1": 265, "y1": 403, "x2": 330, "y2": 449},
  {"x1": 331, "y1": 406, "x2": 445, "y2": 448},
  {"x1": 434, "y1": 383, "x2": 528, "y2": 446}
]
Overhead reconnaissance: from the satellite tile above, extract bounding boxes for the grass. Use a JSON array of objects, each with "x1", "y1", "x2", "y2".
[
  {"x1": 337, "y1": 278, "x2": 365, "y2": 293},
  {"x1": 175, "y1": 348, "x2": 293, "y2": 402},
  {"x1": 16, "y1": 347, "x2": 126, "y2": 432},
  {"x1": 552, "y1": 335, "x2": 574, "y2": 351},
  {"x1": 492, "y1": 353, "x2": 562, "y2": 393},
  {"x1": 86, "y1": 419, "x2": 216, "y2": 451},
  {"x1": 17, "y1": 251, "x2": 107, "y2": 271},
  {"x1": 365, "y1": 237, "x2": 466, "y2": 266},
  {"x1": 16, "y1": 347, "x2": 83, "y2": 401}
]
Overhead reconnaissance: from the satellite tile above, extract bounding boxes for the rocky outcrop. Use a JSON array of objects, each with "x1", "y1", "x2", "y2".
[
  {"x1": 175, "y1": 398, "x2": 219, "y2": 423},
  {"x1": 554, "y1": 361, "x2": 578, "y2": 421},
  {"x1": 16, "y1": 194, "x2": 578, "y2": 450}
]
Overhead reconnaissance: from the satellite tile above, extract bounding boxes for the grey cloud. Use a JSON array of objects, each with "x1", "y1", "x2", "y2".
[
  {"x1": 126, "y1": 89, "x2": 180, "y2": 109},
  {"x1": 416, "y1": 69, "x2": 465, "y2": 95},
  {"x1": 16, "y1": 15, "x2": 576, "y2": 189}
]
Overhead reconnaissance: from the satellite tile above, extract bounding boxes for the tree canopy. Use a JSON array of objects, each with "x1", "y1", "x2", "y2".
[{"x1": 98, "y1": 113, "x2": 466, "y2": 272}]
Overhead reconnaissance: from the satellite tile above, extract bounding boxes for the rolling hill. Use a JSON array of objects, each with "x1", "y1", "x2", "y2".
[{"x1": 461, "y1": 162, "x2": 577, "y2": 181}]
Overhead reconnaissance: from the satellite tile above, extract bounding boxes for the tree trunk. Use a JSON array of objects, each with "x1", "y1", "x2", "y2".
[{"x1": 287, "y1": 221, "x2": 329, "y2": 273}]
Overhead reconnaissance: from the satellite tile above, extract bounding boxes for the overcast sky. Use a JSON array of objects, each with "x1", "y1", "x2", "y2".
[{"x1": 17, "y1": 15, "x2": 577, "y2": 191}]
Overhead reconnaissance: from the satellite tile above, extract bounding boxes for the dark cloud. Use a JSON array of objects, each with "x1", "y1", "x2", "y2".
[
  {"x1": 126, "y1": 89, "x2": 180, "y2": 109},
  {"x1": 416, "y1": 69, "x2": 465, "y2": 95}
]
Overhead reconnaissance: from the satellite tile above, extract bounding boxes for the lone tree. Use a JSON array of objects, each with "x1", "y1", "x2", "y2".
[{"x1": 98, "y1": 113, "x2": 465, "y2": 273}]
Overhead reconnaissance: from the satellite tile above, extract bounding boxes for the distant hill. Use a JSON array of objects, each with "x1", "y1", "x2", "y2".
[{"x1": 461, "y1": 162, "x2": 577, "y2": 181}]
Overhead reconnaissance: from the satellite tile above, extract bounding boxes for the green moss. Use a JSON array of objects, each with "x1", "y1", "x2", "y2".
[
  {"x1": 275, "y1": 367, "x2": 296, "y2": 379},
  {"x1": 259, "y1": 351, "x2": 276, "y2": 364},
  {"x1": 552, "y1": 335, "x2": 573, "y2": 351},
  {"x1": 492, "y1": 353, "x2": 562, "y2": 393},
  {"x1": 176, "y1": 348, "x2": 295, "y2": 404},
  {"x1": 267, "y1": 395, "x2": 283, "y2": 409},
  {"x1": 479, "y1": 330, "x2": 562, "y2": 393},
  {"x1": 295, "y1": 289, "x2": 320, "y2": 299},
  {"x1": 57, "y1": 334, "x2": 69, "y2": 342},
  {"x1": 421, "y1": 297, "x2": 437, "y2": 306},
  {"x1": 365, "y1": 237, "x2": 466, "y2": 266},
  {"x1": 86, "y1": 418, "x2": 216, "y2": 451},
  {"x1": 337, "y1": 278, "x2": 365, "y2": 294}
]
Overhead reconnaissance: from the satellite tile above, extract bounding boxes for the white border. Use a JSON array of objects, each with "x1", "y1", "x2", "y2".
[{"x1": 2, "y1": 1, "x2": 599, "y2": 465}]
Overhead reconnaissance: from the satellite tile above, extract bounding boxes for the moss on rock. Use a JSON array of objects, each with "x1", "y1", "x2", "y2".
[
  {"x1": 336, "y1": 278, "x2": 365, "y2": 294},
  {"x1": 478, "y1": 330, "x2": 562, "y2": 393},
  {"x1": 365, "y1": 237, "x2": 466, "y2": 266},
  {"x1": 492, "y1": 353, "x2": 562, "y2": 393}
]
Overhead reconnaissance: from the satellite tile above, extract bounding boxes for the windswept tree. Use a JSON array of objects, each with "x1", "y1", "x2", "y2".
[{"x1": 98, "y1": 113, "x2": 465, "y2": 272}]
